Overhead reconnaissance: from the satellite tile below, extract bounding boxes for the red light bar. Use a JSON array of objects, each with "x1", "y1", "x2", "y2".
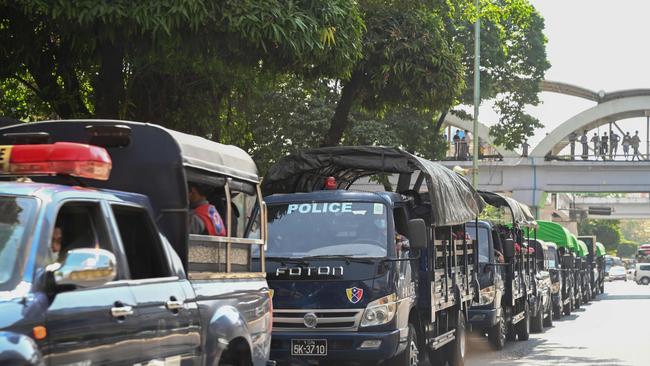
[{"x1": 1, "y1": 142, "x2": 112, "y2": 180}]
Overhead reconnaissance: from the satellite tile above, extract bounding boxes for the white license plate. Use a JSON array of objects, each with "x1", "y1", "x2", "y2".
[{"x1": 291, "y1": 339, "x2": 327, "y2": 356}]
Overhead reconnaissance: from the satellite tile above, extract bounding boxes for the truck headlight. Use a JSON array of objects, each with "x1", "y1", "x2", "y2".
[{"x1": 360, "y1": 293, "x2": 397, "y2": 327}]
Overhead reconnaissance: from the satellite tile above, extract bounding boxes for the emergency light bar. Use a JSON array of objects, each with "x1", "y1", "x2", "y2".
[{"x1": 0, "y1": 142, "x2": 112, "y2": 180}]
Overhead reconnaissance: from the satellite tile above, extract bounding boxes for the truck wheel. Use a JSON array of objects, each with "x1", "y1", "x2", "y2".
[
  {"x1": 544, "y1": 299, "x2": 553, "y2": 328},
  {"x1": 553, "y1": 302, "x2": 562, "y2": 320},
  {"x1": 445, "y1": 311, "x2": 466, "y2": 366},
  {"x1": 488, "y1": 309, "x2": 507, "y2": 350},
  {"x1": 386, "y1": 323, "x2": 420, "y2": 366},
  {"x1": 641, "y1": 277, "x2": 650, "y2": 285},
  {"x1": 516, "y1": 302, "x2": 530, "y2": 341},
  {"x1": 530, "y1": 302, "x2": 544, "y2": 334}
]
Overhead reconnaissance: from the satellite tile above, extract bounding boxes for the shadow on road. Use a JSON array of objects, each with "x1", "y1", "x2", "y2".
[
  {"x1": 467, "y1": 337, "x2": 629, "y2": 365},
  {"x1": 600, "y1": 294, "x2": 650, "y2": 301}
]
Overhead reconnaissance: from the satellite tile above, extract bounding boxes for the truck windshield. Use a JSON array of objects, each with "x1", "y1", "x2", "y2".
[
  {"x1": 267, "y1": 202, "x2": 389, "y2": 258},
  {"x1": 0, "y1": 196, "x2": 38, "y2": 291},
  {"x1": 467, "y1": 226, "x2": 490, "y2": 263}
]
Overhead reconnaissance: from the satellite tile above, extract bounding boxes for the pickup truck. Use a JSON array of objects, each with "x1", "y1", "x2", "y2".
[{"x1": 0, "y1": 120, "x2": 274, "y2": 366}]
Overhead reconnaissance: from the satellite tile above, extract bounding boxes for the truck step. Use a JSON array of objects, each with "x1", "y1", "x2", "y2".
[
  {"x1": 511, "y1": 311, "x2": 526, "y2": 325},
  {"x1": 429, "y1": 329, "x2": 456, "y2": 350}
]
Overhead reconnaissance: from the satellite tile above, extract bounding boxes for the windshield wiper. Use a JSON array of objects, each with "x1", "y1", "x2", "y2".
[{"x1": 302, "y1": 255, "x2": 380, "y2": 264}]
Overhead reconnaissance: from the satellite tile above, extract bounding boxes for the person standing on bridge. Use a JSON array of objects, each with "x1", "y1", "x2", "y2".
[
  {"x1": 568, "y1": 131, "x2": 577, "y2": 160},
  {"x1": 622, "y1": 132, "x2": 631, "y2": 160},
  {"x1": 631, "y1": 130, "x2": 641, "y2": 161},
  {"x1": 591, "y1": 132, "x2": 600, "y2": 160},
  {"x1": 580, "y1": 130, "x2": 589, "y2": 160},
  {"x1": 452, "y1": 130, "x2": 461, "y2": 159},
  {"x1": 611, "y1": 131, "x2": 620, "y2": 159},
  {"x1": 601, "y1": 132, "x2": 608, "y2": 160}
]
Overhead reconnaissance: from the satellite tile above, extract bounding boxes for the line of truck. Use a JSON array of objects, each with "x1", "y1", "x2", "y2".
[{"x1": 0, "y1": 120, "x2": 606, "y2": 366}]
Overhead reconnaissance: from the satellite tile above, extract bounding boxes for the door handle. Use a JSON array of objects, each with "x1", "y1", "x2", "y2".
[
  {"x1": 166, "y1": 300, "x2": 184, "y2": 311},
  {"x1": 111, "y1": 305, "x2": 134, "y2": 318}
]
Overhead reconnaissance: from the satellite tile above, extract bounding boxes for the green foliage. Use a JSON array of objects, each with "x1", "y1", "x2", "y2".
[
  {"x1": 461, "y1": 0, "x2": 550, "y2": 149},
  {"x1": 578, "y1": 219, "x2": 622, "y2": 252},
  {"x1": 617, "y1": 242, "x2": 638, "y2": 258},
  {"x1": 0, "y1": 0, "x2": 365, "y2": 125}
]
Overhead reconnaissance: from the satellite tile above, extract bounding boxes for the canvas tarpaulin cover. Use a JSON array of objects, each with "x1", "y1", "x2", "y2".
[
  {"x1": 263, "y1": 146, "x2": 485, "y2": 226},
  {"x1": 536, "y1": 220, "x2": 578, "y2": 251}
]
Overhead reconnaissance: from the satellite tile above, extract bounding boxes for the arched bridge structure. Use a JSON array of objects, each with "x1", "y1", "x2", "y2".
[
  {"x1": 440, "y1": 81, "x2": 650, "y2": 215},
  {"x1": 531, "y1": 81, "x2": 650, "y2": 157},
  {"x1": 442, "y1": 114, "x2": 518, "y2": 158}
]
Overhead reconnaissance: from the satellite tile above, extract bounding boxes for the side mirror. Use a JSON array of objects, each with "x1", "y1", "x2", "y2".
[
  {"x1": 51, "y1": 248, "x2": 116, "y2": 288},
  {"x1": 407, "y1": 218, "x2": 427, "y2": 249},
  {"x1": 503, "y1": 239, "x2": 515, "y2": 257}
]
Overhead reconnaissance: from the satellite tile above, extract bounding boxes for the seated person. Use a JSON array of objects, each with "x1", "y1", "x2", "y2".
[
  {"x1": 188, "y1": 183, "x2": 226, "y2": 236},
  {"x1": 45, "y1": 225, "x2": 63, "y2": 265}
]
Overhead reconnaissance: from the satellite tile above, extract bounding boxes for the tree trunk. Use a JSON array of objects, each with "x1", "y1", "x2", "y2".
[
  {"x1": 433, "y1": 109, "x2": 449, "y2": 133},
  {"x1": 321, "y1": 69, "x2": 365, "y2": 147},
  {"x1": 94, "y1": 42, "x2": 125, "y2": 119}
]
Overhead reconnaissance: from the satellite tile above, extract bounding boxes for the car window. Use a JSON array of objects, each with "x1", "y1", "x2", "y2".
[
  {"x1": 51, "y1": 201, "x2": 113, "y2": 265},
  {"x1": 0, "y1": 196, "x2": 37, "y2": 291},
  {"x1": 111, "y1": 204, "x2": 170, "y2": 279}
]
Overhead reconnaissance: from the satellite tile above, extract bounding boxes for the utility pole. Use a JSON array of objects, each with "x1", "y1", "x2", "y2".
[{"x1": 472, "y1": 0, "x2": 480, "y2": 188}]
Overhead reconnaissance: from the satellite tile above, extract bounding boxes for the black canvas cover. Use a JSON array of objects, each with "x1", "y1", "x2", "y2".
[
  {"x1": 263, "y1": 146, "x2": 485, "y2": 226},
  {"x1": 479, "y1": 190, "x2": 537, "y2": 228}
]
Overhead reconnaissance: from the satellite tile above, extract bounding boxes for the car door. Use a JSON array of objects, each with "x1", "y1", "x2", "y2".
[
  {"x1": 108, "y1": 202, "x2": 201, "y2": 365},
  {"x1": 44, "y1": 200, "x2": 140, "y2": 365}
]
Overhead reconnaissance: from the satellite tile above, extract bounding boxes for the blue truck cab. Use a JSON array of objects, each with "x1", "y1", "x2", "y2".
[
  {"x1": 265, "y1": 190, "x2": 416, "y2": 363},
  {"x1": 260, "y1": 147, "x2": 486, "y2": 366},
  {"x1": 0, "y1": 120, "x2": 274, "y2": 366},
  {"x1": 465, "y1": 191, "x2": 550, "y2": 350}
]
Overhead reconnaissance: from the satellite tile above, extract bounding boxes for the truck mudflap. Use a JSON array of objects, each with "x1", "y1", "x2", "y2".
[
  {"x1": 270, "y1": 330, "x2": 401, "y2": 362},
  {"x1": 468, "y1": 307, "x2": 498, "y2": 328}
]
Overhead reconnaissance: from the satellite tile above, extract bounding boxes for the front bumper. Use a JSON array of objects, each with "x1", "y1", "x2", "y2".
[
  {"x1": 468, "y1": 306, "x2": 498, "y2": 328},
  {"x1": 270, "y1": 330, "x2": 401, "y2": 363}
]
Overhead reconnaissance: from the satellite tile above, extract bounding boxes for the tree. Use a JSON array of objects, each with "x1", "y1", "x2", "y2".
[
  {"x1": 458, "y1": 0, "x2": 550, "y2": 150},
  {"x1": 0, "y1": 0, "x2": 365, "y2": 134},
  {"x1": 578, "y1": 219, "x2": 622, "y2": 252},
  {"x1": 322, "y1": 0, "x2": 464, "y2": 146},
  {"x1": 321, "y1": 0, "x2": 550, "y2": 150}
]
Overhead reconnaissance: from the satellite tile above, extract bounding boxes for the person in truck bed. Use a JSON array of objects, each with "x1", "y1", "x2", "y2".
[{"x1": 188, "y1": 182, "x2": 226, "y2": 236}]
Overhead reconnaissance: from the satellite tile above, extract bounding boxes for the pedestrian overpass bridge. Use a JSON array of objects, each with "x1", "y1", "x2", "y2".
[{"x1": 440, "y1": 81, "x2": 650, "y2": 215}]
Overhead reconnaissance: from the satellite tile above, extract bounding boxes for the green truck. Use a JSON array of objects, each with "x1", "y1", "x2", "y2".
[{"x1": 534, "y1": 221, "x2": 579, "y2": 316}]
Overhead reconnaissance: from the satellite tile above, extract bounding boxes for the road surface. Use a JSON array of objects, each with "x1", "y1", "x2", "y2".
[{"x1": 466, "y1": 280, "x2": 650, "y2": 366}]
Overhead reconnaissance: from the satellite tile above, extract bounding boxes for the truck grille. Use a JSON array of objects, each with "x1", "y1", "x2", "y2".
[{"x1": 273, "y1": 309, "x2": 363, "y2": 331}]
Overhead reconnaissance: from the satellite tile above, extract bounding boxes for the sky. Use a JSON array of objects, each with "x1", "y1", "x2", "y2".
[{"x1": 479, "y1": 0, "x2": 650, "y2": 151}]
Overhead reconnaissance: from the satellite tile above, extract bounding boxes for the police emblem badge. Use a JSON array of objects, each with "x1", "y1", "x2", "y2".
[{"x1": 346, "y1": 287, "x2": 364, "y2": 304}]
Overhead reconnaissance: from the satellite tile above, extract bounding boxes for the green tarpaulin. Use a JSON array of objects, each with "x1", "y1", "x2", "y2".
[
  {"x1": 535, "y1": 220, "x2": 578, "y2": 251},
  {"x1": 576, "y1": 239, "x2": 589, "y2": 257},
  {"x1": 596, "y1": 242, "x2": 606, "y2": 257}
]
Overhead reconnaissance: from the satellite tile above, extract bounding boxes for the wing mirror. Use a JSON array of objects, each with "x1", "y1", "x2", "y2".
[
  {"x1": 407, "y1": 219, "x2": 427, "y2": 249},
  {"x1": 50, "y1": 248, "x2": 117, "y2": 288},
  {"x1": 503, "y1": 238, "x2": 515, "y2": 257}
]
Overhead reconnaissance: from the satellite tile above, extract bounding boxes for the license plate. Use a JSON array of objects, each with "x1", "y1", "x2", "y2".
[{"x1": 291, "y1": 339, "x2": 327, "y2": 356}]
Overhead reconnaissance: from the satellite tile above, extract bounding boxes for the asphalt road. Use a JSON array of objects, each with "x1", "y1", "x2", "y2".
[{"x1": 466, "y1": 280, "x2": 650, "y2": 366}]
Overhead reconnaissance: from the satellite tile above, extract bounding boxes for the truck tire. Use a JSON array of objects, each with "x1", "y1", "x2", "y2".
[
  {"x1": 516, "y1": 302, "x2": 530, "y2": 341},
  {"x1": 544, "y1": 298, "x2": 553, "y2": 327},
  {"x1": 640, "y1": 277, "x2": 650, "y2": 285},
  {"x1": 530, "y1": 301, "x2": 544, "y2": 334},
  {"x1": 445, "y1": 311, "x2": 466, "y2": 366},
  {"x1": 553, "y1": 302, "x2": 562, "y2": 320},
  {"x1": 488, "y1": 309, "x2": 507, "y2": 350},
  {"x1": 386, "y1": 323, "x2": 420, "y2": 366}
]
